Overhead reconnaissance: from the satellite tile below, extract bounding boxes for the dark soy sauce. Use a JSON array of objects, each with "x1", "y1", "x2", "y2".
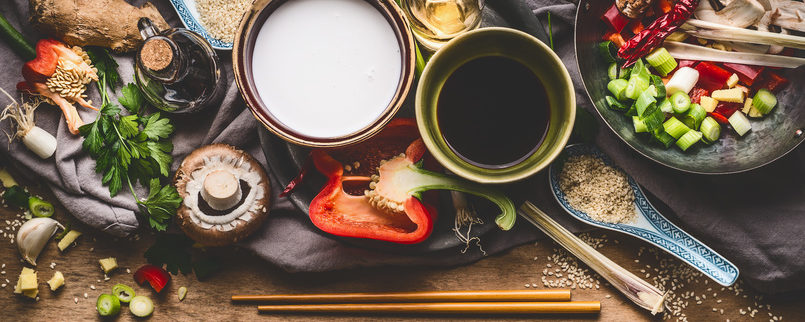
[{"x1": 437, "y1": 56, "x2": 550, "y2": 169}]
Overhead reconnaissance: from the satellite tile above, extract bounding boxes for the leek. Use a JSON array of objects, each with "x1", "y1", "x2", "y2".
[
  {"x1": 670, "y1": 92, "x2": 691, "y2": 114},
  {"x1": 728, "y1": 111, "x2": 752, "y2": 136},
  {"x1": 652, "y1": 128, "x2": 675, "y2": 149},
  {"x1": 665, "y1": 41, "x2": 805, "y2": 69},
  {"x1": 605, "y1": 96, "x2": 629, "y2": 111},
  {"x1": 665, "y1": 67, "x2": 699, "y2": 96},
  {"x1": 676, "y1": 130, "x2": 702, "y2": 151},
  {"x1": 608, "y1": 79, "x2": 629, "y2": 101},
  {"x1": 700, "y1": 116, "x2": 721, "y2": 143},
  {"x1": 681, "y1": 103, "x2": 706, "y2": 130},
  {"x1": 663, "y1": 117, "x2": 690, "y2": 139},
  {"x1": 625, "y1": 76, "x2": 650, "y2": 100},
  {"x1": 645, "y1": 47, "x2": 677, "y2": 76},
  {"x1": 752, "y1": 89, "x2": 777, "y2": 115}
]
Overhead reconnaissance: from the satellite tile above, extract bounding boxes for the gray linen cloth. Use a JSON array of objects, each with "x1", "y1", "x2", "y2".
[{"x1": 1, "y1": 0, "x2": 803, "y2": 294}]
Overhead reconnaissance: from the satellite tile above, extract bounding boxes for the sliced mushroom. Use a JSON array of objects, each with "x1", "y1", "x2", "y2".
[
  {"x1": 616, "y1": 0, "x2": 654, "y2": 19},
  {"x1": 757, "y1": 10, "x2": 784, "y2": 53},
  {"x1": 696, "y1": 0, "x2": 767, "y2": 28},
  {"x1": 173, "y1": 144, "x2": 271, "y2": 246}
]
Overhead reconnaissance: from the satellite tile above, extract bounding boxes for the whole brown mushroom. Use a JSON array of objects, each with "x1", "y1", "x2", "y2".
[{"x1": 173, "y1": 144, "x2": 270, "y2": 246}]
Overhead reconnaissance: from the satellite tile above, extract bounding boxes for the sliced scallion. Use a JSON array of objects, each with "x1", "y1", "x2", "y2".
[
  {"x1": 676, "y1": 130, "x2": 702, "y2": 151},
  {"x1": 636, "y1": 89, "x2": 657, "y2": 117},
  {"x1": 633, "y1": 116, "x2": 649, "y2": 133},
  {"x1": 681, "y1": 103, "x2": 706, "y2": 130},
  {"x1": 670, "y1": 91, "x2": 691, "y2": 114},
  {"x1": 608, "y1": 63, "x2": 618, "y2": 80},
  {"x1": 658, "y1": 99, "x2": 673, "y2": 113},
  {"x1": 728, "y1": 111, "x2": 752, "y2": 136},
  {"x1": 605, "y1": 96, "x2": 629, "y2": 111},
  {"x1": 700, "y1": 116, "x2": 721, "y2": 143},
  {"x1": 608, "y1": 79, "x2": 629, "y2": 101},
  {"x1": 641, "y1": 107, "x2": 665, "y2": 132},
  {"x1": 663, "y1": 117, "x2": 690, "y2": 139},
  {"x1": 625, "y1": 76, "x2": 650, "y2": 100},
  {"x1": 625, "y1": 104, "x2": 638, "y2": 117},
  {"x1": 752, "y1": 89, "x2": 777, "y2": 115},
  {"x1": 598, "y1": 41, "x2": 616, "y2": 63},
  {"x1": 129, "y1": 296, "x2": 155, "y2": 317},
  {"x1": 651, "y1": 75, "x2": 666, "y2": 99},
  {"x1": 653, "y1": 128, "x2": 676, "y2": 148},
  {"x1": 645, "y1": 47, "x2": 677, "y2": 76},
  {"x1": 96, "y1": 294, "x2": 121, "y2": 317}
]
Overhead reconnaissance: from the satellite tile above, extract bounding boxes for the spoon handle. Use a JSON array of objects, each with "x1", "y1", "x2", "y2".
[{"x1": 518, "y1": 201, "x2": 666, "y2": 314}]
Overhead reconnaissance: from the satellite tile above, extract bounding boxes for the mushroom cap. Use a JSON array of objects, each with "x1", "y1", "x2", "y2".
[{"x1": 173, "y1": 144, "x2": 271, "y2": 246}]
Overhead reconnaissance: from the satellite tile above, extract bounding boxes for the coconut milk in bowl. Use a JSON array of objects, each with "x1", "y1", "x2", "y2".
[{"x1": 234, "y1": 0, "x2": 416, "y2": 147}]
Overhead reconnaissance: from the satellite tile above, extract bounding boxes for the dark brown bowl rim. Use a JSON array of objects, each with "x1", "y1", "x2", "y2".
[
  {"x1": 233, "y1": 0, "x2": 416, "y2": 148},
  {"x1": 573, "y1": 1, "x2": 804, "y2": 175}
]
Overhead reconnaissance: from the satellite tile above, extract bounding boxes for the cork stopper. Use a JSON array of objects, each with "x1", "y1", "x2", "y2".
[{"x1": 140, "y1": 38, "x2": 173, "y2": 71}]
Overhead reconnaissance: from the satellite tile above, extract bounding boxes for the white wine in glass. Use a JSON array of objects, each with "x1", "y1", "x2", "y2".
[{"x1": 402, "y1": 0, "x2": 484, "y2": 51}]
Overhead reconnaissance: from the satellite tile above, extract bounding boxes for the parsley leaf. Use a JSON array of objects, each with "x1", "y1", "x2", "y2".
[
  {"x1": 86, "y1": 47, "x2": 119, "y2": 88},
  {"x1": 118, "y1": 83, "x2": 143, "y2": 115},
  {"x1": 142, "y1": 113, "x2": 173, "y2": 140},
  {"x1": 141, "y1": 178, "x2": 182, "y2": 231}
]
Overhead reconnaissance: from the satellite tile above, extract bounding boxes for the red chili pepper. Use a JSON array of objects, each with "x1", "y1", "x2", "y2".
[
  {"x1": 279, "y1": 155, "x2": 312, "y2": 198},
  {"x1": 602, "y1": 4, "x2": 631, "y2": 33},
  {"x1": 713, "y1": 102, "x2": 741, "y2": 118},
  {"x1": 721, "y1": 63, "x2": 764, "y2": 87},
  {"x1": 133, "y1": 264, "x2": 171, "y2": 293},
  {"x1": 708, "y1": 112, "x2": 730, "y2": 124},
  {"x1": 618, "y1": 0, "x2": 699, "y2": 67},
  {"x1": 689, "y1": 87, "x2": 710, "y2": 104},
  {"x1": 694, "y1": 62, "x2": 732, "y2": 92}
]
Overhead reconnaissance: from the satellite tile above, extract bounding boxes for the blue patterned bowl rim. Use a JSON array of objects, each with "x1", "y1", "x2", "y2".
[{"x1": 168, "y1": 0, "x2": 234, "y2": 50}]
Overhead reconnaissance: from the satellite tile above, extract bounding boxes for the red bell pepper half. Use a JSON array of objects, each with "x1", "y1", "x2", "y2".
[
  {"x1": 713, "y1": 102, "x2": 741, "y2": 118},
  {"x1": 17, "y1": 39, "x2": 98, "y2": 134},
  {"x1": 308, "y1": 119, "x2": 516, "y2": 244},
  {"x1": 694, "y1": 62, "x2": 732, "y2": 92},
  {"x1": 753, "y1": 70, "x2": 789, "y2": 94}
]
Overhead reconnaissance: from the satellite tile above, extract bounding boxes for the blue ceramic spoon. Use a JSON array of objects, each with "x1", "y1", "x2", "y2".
[{"x1": 548, "y1": 144, "x2": 739, "y2": 286}]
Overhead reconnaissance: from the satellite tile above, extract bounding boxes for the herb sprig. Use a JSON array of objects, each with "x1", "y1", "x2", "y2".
[{"x1": 80, "y1": 48, "x2": 181, "y2": 231}]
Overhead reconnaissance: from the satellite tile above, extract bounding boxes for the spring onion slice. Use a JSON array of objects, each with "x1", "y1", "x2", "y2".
[
  {"x1": 599, "y1": 41, "x2": 617, "y2": 63},
  {"x1": 681, "y1": 19, "x2": 805, "y2": 50},
  {"x1": 641, "y1": 107, "x2": 665, "y2": 132},
  {"x1": 658, "y1": 99, "x2": 673, "y2": 113},
  {"x1": 752, "y1": 89, "x2": 777, "y2": 115},
  {"x1": 651, "y1": 75, "x2": 666, "y2": 99},
  {"x1": 608, "y1": 63, "x2": 618, "y2": 80},
  {"x1": 112, "y1": 283, "x2": 136, "y2": 303},
  {"x1": 608, "y1": 79, "x2": 629, "y2": 101},
  {"x1": 681, "y1": 103, "x2": 706, "y2": 130},
  {"x1": 130, "y1": 296, "x2": 155, "y2": 317},
  {"x1": 653, "y1": 128, "x2": 675, "y2": 148},
  {"x1": 645, "y1": 47, "x2": 677, "y2": 76},
  {"x1": 625, "y1": 104, "x2": 638, "y2": 117},
  {"x1": 663, "y1": 117, "x2": 690, "y2": 139},
  {"x1": 676, "y1": 130, "x2": 702, "y2": 151},
  {"x1": 636, "y1": 89, "x2": 657, "y2": 117},
  {"x1": 96, "y1": 294, "x2": 121, "y2": 317},
  {"x1": 28, "y1": 196, "x2": 54, "y2": 218},
  {"x1": 664, "y1": 41, "x2": 805, "y2": 69},
  {"x1": 633, "y1": 116, "x2": 649, "y2": 133},
  {"x1": 670, "y1": 92, "x2": 691, "y2": 114},
  {"x1": 700, "y1": 116, "x2": 721, "y2": 143},
  {"x1": 605, "y1": 96, "x2": 629, "y2": 111},
  {"x1": 625, "y1": 76, "x2": 650, "y2": 100},
  {"x1": 728, "y1": 111, "x2": 752, "y2": 136}
]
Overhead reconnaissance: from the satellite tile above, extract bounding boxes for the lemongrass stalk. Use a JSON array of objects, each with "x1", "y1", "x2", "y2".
[
  {"x1": 664, "y1": 41, "x2": 805, "y2": 68},
  {"x1": 681, "y1": 19, "x2": 805, "y2": 50}
]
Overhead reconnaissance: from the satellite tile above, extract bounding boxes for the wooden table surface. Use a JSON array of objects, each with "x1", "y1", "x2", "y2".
[{"x1": 2, "y1": 170, "x2": 803, "y2": 321}]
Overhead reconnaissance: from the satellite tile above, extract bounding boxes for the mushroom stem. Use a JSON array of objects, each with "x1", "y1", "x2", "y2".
[{"x1": 201, "y1": 170, "x2": 242, "y2": 210}]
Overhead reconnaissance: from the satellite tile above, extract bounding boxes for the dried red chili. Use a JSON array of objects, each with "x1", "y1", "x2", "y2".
[{"x1": 618, "y1": 0, "x2": 699, "y2": 67}]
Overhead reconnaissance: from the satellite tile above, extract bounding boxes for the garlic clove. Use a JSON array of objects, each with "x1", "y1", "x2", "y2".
[{"x1": 16, "y1": 218, "x2": 62, "y2": 266}]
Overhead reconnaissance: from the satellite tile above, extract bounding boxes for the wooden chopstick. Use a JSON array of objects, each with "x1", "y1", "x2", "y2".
[
  {"x1": 257, "y1": 301, "x2": 601, "y2": 314},
  {"x1": 232, "y1": 289, "x2": 572, "y2": 303}
]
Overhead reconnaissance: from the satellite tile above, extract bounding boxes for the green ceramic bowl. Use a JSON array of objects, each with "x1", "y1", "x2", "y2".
[{"x1": 416, "y1": 27, "x2": 576, "y2": 183}]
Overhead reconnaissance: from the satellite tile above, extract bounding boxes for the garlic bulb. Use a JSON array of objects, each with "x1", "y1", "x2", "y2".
[{"x1": 16, "y1": 218, "x2": 62, "y2": 266}]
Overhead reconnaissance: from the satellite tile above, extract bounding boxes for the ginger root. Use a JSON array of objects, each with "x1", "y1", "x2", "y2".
[{"x1": 28, "y1": 0, "x2": 170, "y2": 53}]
